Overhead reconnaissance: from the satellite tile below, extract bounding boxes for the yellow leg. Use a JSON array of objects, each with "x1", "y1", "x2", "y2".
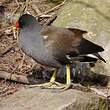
[
  {"x1": 59, "y1": 64, "x2": 72, "y2": 90},
  {"x1": 28, "y1": 70, "x2": 64, "y2": 89},
  {"x1": 53, "y1": 64, "x2": 72, "y2": 90},
  {"x1": 49, "y1": 70, "x2": 56, "y2": 83},
  {"x1": 28, "y1": 65, "x2": 72, "y2": 90},
  {"x1": 66, "y1": 64, "x2": 71, "y2": 85}
]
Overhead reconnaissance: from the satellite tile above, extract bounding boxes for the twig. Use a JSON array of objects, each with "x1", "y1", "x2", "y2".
[
  {"x1": 25, "y1": 0, "x2": 30, "y2": 12},
  {"x1": 0, "y1": 47, "x2": 15, "y2": 57},
  {"x1": 4, "y1": 65, "x2": 19, "y2": 93},
  {"x1": 15, "y1": 0, "x2": 20, "y2": 7},
  {"x1": 38, "y1": 0, "x2": 66, "y2": 16},
  {"x1": 10, "y1": 6, "x2": 20, "y2": 19},
  {"x1": 5, "y1": 1, "x2": 41, "y2": 7},
  {"x1": 0, "y1": 71, "x2": 30, "y2": 84},
  {"x1": 18, "y1": 51, "x2": 25, "y2": 70},
  {"x1": 90, "y1": 87, "x2": 110, "y2": 98},
  {"x1": 0, "y1": 65, "x2": 19, "y2": 95},
  {"x1": 40, "y1": 14, "x2": 53, "y2": 18},
  {"x1": 43, "y1": 14, "x2": 57, "y2": 26},
  {"x1": 0, "y1": 26, "x2": 13, "y2": 32},
  {"x1": 32, "y1": 4, "x2": 42, "y2": 15}
]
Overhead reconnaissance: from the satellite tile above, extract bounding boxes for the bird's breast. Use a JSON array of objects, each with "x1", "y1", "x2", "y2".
[{"x1": 19, "y1": 38, "x2": 61, "y2": 68}]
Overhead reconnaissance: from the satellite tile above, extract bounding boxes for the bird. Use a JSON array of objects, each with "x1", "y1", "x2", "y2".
[{"x1": 14, "y1": 14, "x2": 105, "y2": 89}]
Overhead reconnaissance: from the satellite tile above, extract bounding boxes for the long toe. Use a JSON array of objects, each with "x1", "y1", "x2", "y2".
[
  {"x1": 43, "y1": 81, "x2": 65, "y2": 89},
  {"x1": 42, "y1": 82, "x2": 73, "y2": 90},
  {"x1": 60, "y1": 83, "x2": 73, "y2": 91},
  {"x1": 27, "y1": 81, "x2": 65, "y2": 89},
  {"x1": 27, "y1": 82, "x2": 53, "y2": 88}
]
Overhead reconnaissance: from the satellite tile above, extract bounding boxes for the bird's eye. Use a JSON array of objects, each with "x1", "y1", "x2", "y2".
[{"x1": 20, "y1": 20, "x2": 23, "y2": 23}]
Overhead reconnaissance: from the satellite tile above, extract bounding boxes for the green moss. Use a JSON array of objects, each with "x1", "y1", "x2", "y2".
[{"x1": 98, "y1": 98, "x2": 110, "y2": 110}]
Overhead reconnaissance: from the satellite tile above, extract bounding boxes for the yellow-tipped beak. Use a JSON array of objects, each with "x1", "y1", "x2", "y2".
[{"x1": 12, "y1": 26, "x2": 19, "y2": 39}]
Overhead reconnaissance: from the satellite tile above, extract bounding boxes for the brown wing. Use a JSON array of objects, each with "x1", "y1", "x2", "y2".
[
  {"x1": 41, "y1": 26, "x2": 104, "y2": 63},
  {"x1": 41, "y1": 26, "x2": 86, "y2": 63},
  {"x1": 41, "y1": 26, "x2": 85, "y2": 53}
]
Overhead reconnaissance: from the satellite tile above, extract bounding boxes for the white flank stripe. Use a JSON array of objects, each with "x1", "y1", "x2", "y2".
[
  {"x1": 66, "y1": 55, "x2": 71, "y2": 60},
  {"x1": 86, "y1": 54, "x2": 98, "y2": 59}
]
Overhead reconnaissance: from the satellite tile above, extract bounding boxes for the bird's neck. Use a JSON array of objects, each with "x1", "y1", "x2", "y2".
[{"x1": 20, "y1": 26, "x2": 45, "y2": 51}]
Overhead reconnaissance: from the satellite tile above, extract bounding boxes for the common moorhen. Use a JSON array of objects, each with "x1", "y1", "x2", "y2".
[{"x1": 15, "y1": 14, "x2": 105, "y2": 89}]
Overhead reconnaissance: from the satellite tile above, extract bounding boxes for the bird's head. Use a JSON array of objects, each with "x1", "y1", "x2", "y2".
[
  {"x1": 15, "y1": 14, "x2": 39, "y2": 29},
  {"x1": 13, "y1": 14, "x2": 42, "y2": 39}
]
